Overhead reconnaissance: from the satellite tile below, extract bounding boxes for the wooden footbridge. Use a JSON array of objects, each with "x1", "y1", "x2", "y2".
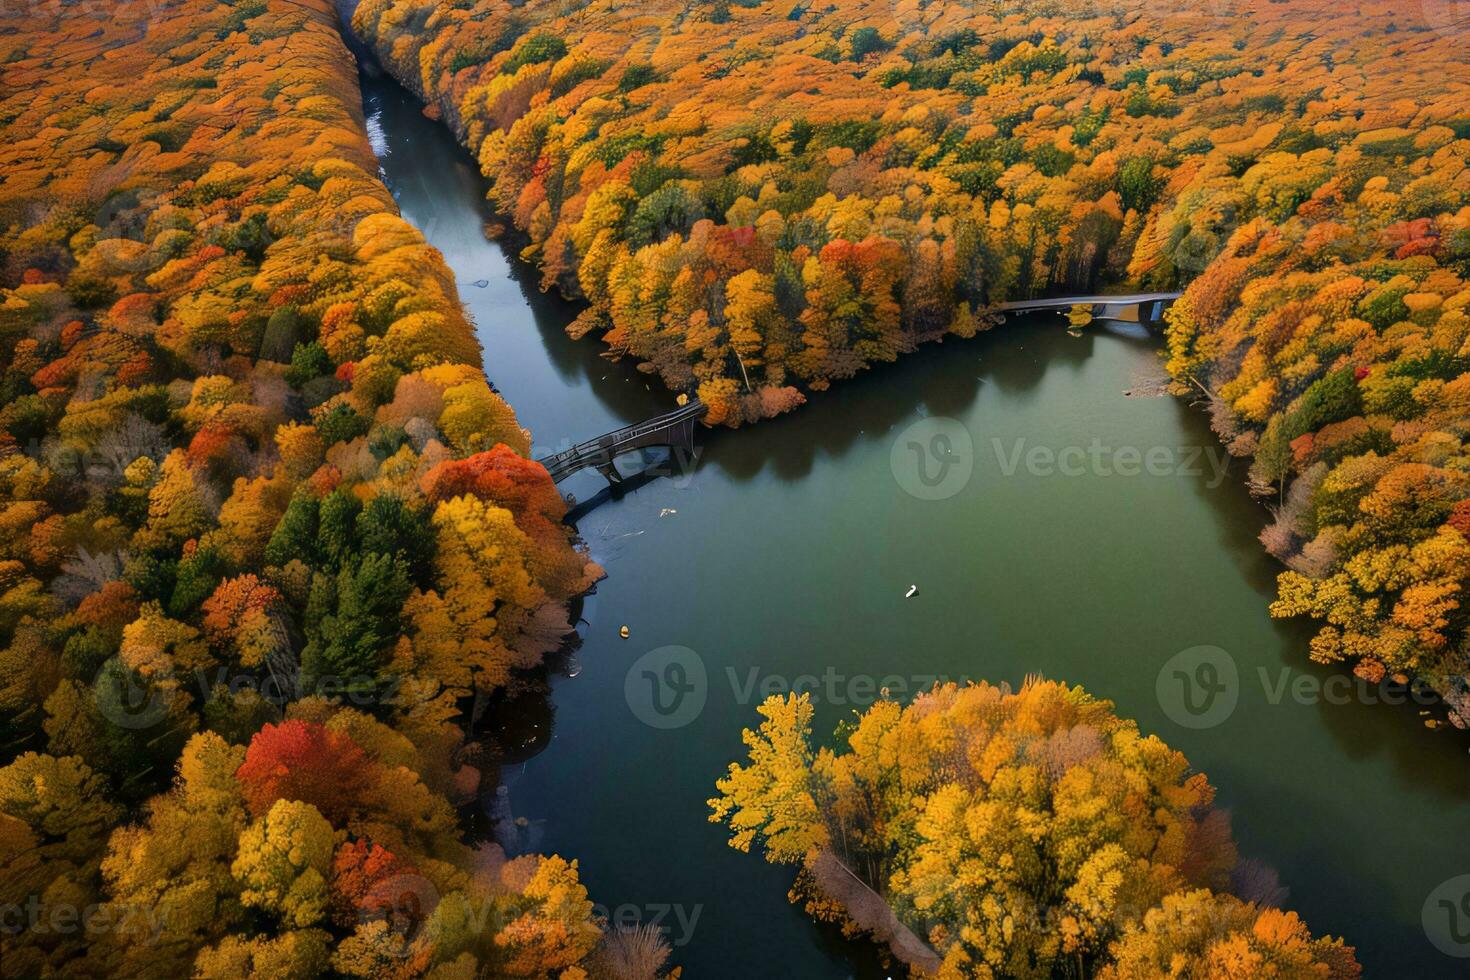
[
  {"x1": 537, "y1": 399, "x2": 707, "y2": 484},
  {"x1": 992, "y1": 291, "x2": 1181, "y2": 323}
]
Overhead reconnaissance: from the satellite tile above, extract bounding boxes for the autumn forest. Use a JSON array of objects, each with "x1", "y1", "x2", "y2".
[{"x1": 3, "y1": 0, "x2": 1470, "y2": 975}]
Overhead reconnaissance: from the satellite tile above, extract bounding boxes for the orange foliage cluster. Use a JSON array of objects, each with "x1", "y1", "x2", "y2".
[
  {"x1": 235, "y1": 719, "x2": 373, "y2": 823},
  {"x1": 353, "y1": 0, "x2": 1466, "y2": 424},
  {"x1": 0, "y1": 1, "x2": 629, "y2": 976},
  {"x1": 1166, "y1": 230, "x2": 1470, "y2": 717}
]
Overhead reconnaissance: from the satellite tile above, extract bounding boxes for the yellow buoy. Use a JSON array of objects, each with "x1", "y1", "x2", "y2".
[{"x1": 619, "y1": 625, "x2": 630, "y2": 639}]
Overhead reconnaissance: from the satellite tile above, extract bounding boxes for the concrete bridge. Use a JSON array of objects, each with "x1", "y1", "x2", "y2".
[
  {"x1": 537, "y1": 399, "x2": 707, "y2": 485},
  {"x1": 991, "y1": 291, "x2": 1182, "y2": 324}
]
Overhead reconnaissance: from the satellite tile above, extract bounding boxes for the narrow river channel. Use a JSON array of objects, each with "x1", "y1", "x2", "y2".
[{"x1": 360, "y1": 64, "x2": 1470, "y2": 977}]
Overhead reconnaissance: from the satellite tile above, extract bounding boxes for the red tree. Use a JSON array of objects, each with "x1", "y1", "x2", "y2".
[
  {"x1": 329, "y1": 837, "x2": 423, "y2": 928},
  {"x1": 235, "y1": 719, "x2": 374, "y2": 823},
  {"x1": 421, "y1": 444, "x2": 568, "y2": 532}
]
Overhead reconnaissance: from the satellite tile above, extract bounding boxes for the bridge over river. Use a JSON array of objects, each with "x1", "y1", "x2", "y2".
[
  {"x1": 994, "y1": 290, "x2": 1182, "y2": 323},
  {"x1": 538, "y1": 292, "x2": 1181, "y2": 484},
  {"x1": 537, "y1": 398, "x2": 707, "y2": 485}
]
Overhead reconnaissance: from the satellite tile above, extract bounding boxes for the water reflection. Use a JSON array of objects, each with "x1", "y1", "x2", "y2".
[{"x1": 703, "y1": 323, "x2": 1102, "y2": 486}]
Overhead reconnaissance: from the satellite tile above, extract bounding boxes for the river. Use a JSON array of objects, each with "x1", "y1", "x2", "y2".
[{"x1": 360, "y1": 66, "x2": 1470, "y2": 977}]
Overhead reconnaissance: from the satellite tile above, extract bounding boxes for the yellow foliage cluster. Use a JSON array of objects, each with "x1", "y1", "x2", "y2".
[
  {"x1": 1160, "y1": 143, "x2": 1470, "y2": 718},
  {"x1": 712, "y1": 681, "x2": 1360, "y2": 978}
]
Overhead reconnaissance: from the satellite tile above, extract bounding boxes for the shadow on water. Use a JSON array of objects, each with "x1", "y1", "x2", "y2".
[
  {"x1": 537, "y1": 315, "x2": 1103, "y2": 516},
  {"x1": 699, "y1": 323, "x2": 1098, "y2": 487},
  {"x1": 563, "y1": 460, "x2": 681, "y2": 524}
]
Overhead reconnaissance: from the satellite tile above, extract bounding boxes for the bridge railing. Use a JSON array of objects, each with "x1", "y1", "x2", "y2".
[
  {"x1": 537, "y1": 400, "x2": 707, "y2": 469},
  {"x1": 991, "y1": 291, "x2": 1182, "y2": 313}
]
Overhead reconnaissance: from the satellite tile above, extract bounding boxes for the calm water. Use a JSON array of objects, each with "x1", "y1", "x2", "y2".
[{"x1": 361, "y1": 68, "x2": 1470, "y2": 977}]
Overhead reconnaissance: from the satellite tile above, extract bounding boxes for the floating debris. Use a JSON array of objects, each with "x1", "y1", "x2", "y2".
[
  {"x1": 619, "y1": 625, "x2": 630, "y2": 639},
  {"x1": 659, "y1": 508, "x2": 677, "y2": 517},
  {"x1": 472, "y1": 278, "x2": 489, "y2": 288},
  {"x1": 1124, "y1": 368, "x2": 1172, "y2": 398},
  {"x1": 905, "y1": 584, "x2": 918, "y2": 598}
]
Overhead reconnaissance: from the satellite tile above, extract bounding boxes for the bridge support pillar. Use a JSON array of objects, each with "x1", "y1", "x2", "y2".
[
  {"x1": 595, "y1": 461, "x2": 623, "y2": 485},
  {"x1": 673, "y1": 420, "x2": 697, "y2": 474}
]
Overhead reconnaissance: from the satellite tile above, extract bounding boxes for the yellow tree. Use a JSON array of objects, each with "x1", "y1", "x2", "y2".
[
  {"x1": 100, "y1": 733, "x2": 250, "y2": 976},
  {"x1": 404, "y1": 495, "x2": 548, "y2": 697},
  {"x1": 231, "y1": 798, "x2": 336, "y2": 930},
  {"x1": 708, "y1": 692, "x2": 828, "y2": 863},
  {"x1": 1099, "y1": 889, "x2": 1361, "y2": 980}
]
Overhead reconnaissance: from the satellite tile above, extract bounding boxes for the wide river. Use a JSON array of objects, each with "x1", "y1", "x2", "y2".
[{"x1": 361, "y1": 67, "x2": 1470, "y2": 976}]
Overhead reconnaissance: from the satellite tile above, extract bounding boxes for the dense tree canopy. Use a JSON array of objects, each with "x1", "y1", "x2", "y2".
[
  {"x1": 353, "y1": 0, "x2": 1468, "y2": 425},
  {"x1": 1160, "y1": 151, "x2": 1470, "y2": 724},
  {"x1": 1, "y1": 0, "x2": 1464, "y2": 971},
  {"x1": 711, "y1": 681, "x2": 1360, "y2": 979}
]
